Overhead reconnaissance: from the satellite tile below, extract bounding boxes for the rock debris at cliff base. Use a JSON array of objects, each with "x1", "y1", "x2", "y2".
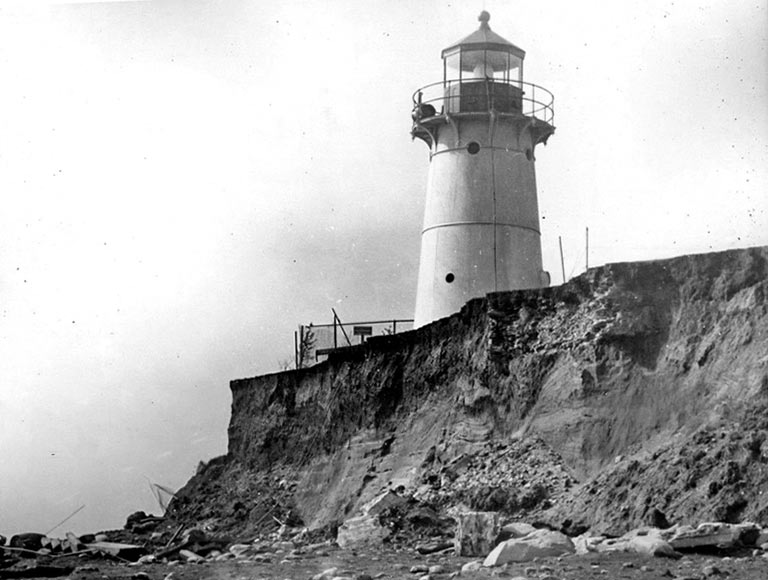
[{"x1": 168, "y1": 246, "x2": 768, "y2": 544}]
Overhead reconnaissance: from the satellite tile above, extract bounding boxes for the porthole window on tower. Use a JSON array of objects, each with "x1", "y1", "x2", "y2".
[
  {"x1": 445, "y1": 273, "x2": 455, "y2": 283},
  {"x1": 467, "y1": 142, "x2": 480, "y2": 155}
]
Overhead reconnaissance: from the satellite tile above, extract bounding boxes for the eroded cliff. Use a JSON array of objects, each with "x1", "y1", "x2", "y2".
[{"x1": 168, "y1": 246, "x2": 768, "y2": 539}]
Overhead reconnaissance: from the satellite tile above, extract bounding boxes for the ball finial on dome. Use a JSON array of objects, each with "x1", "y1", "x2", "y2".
[{"x1": 478, "y1": 11, "x2": 491, "y2": 25}]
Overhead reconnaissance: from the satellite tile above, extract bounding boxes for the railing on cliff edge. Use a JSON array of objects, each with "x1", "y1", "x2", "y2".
[{"x1": 295, "y1": 311, "x2": 414, "y2": 369}]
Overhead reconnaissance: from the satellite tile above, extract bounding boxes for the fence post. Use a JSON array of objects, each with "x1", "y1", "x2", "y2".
[
  {"x1": 294, "y1": 330, "x2": 299, "y2": 370},
  {"x1": 301, "y1": 326, "x2": 305, "y2": 369},
  {"x1": 586, "y1": 226, "x2": 589, "y2": 271},
  {"x1": 332, "y1": 308, "x2": 352, "y2": 347},
  {"x1": 559, "y1": 236, "x2": 566, "y2": 284}
]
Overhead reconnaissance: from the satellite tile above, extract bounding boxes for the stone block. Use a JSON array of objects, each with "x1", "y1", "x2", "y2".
[
  {"x1": 589, "y1": 528, "x2": 681, "y2": 559},
  {"x1": 179, "y1": 549, "x2": 204, "y2": 563},
  {"x1": 499, "y1": 522, "x2": 537, "y2": 539},
  {"x1": 483, "y1": 529, "x2": 575, "y2": 566},
  {"x1": 666, "y1": 522, "x2": 751, "y2": 550},
  {"x1": 336, "y1": 514, "x2": 390, "y2": 548},
  {"x1": 461, "y1": 560, "x2": 482, "y2": 574},
  {"x1": 453, "y1": 511, "x2": 500, "y2": 557}
]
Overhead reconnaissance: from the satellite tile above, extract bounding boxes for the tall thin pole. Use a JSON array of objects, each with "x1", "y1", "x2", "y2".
[
  {"x1": 586, "y1": 227, "x2": 590, "y2": 271},
  {"x1": 332, "y1": 308, "x2": 352, "y2": 347},
  {"x1": 559, "y1": 236, "x2": 566, "y2": 284},
  {"x1": 294, "y1": 330, "x2": 299, "y2": 369}
]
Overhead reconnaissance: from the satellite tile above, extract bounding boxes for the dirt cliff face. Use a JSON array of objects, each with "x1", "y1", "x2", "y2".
[{"x1": 168, "y1": 246, "x2": 768, "y2": 538}]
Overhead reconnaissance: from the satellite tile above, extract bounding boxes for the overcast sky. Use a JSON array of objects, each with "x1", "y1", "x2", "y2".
[{"x1": 1, "y1": 0, "x2": 766, "y2": 536}]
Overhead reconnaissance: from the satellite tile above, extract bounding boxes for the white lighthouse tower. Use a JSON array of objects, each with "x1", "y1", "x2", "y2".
[{"x1": 412, "y1": 12, "x2": 555, "y2": 328}]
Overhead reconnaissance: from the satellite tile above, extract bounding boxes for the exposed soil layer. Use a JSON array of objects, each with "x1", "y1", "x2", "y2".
[{"x1": 167, "y1": 246, "x2": 768, "y2": 540}]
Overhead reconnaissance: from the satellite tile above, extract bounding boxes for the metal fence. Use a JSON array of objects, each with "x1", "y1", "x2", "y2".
[{"x1": 295, "y1": 312, "x2": 414, "y2": 368}]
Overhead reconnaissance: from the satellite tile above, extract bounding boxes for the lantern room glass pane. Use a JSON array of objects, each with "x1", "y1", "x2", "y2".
[
  {"x1": 491, "y1": 55, "x2": 522, "y2": 81},
  {"x1": 444, "y1": 52, "x2": 461, "y2": 78},
  {"x1": 509, "y1": 55, "x2": 522, "y2": 83},
  {"x1": 461, "y1": 50, "x2": 492, "y2": 77}
]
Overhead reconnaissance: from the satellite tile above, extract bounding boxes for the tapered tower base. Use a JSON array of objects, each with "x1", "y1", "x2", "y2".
[{"x1": 412, "y1": 112, "x2": 553, "y2": 327}]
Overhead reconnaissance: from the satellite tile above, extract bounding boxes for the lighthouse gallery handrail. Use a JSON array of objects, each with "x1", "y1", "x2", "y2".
[{"x1": 412, "y1": 78, "x2": 554, "y2": 125}]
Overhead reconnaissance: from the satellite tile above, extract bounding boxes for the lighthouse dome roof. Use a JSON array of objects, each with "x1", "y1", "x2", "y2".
[{"x1": 442, "y1": 11, "x2": 525, "y2": 64}]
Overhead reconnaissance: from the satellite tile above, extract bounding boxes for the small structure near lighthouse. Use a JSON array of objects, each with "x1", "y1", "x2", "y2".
[{"x1": 411, "y1": 11, "x2": 555, "y2": 328}]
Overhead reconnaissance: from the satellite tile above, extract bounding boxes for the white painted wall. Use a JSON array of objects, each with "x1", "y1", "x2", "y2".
[{"x1": 414, "y1": 115, "x2": 550, "y2": 327}]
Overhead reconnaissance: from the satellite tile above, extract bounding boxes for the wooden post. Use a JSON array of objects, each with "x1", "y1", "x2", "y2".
[
  {"x1": 559, "y1": 236, "x2": 566, "y2": 284},
  {"x1": 332, "y1": 308, "x2": 352, "y2": 346},
  {"x1": 299, "y1": 326, "x2": 304, "y2": 369},
  {"x1": 586, "y1": 227, "x2": 589, "y2": 271},
  {"x1": 294, "y1": 330, "x2": 299, "y2": 369}
]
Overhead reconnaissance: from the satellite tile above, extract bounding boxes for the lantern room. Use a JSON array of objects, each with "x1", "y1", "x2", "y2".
[
  {"x1": 411, "y1": 11, "x2": 554, "y2": 145},
  {"x1": 442, "y1": 11, "x2": 524, "y2": 84},
  {"x1": 441, "y1": 11, "x2": 525, "y2": 114}
]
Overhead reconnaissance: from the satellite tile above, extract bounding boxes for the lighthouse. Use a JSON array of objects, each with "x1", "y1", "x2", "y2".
[{"x1": 411, "y1": 12, "x2": 555, "y2": 328}]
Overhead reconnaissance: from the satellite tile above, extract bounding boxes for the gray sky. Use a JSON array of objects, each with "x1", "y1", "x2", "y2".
[{"x1": 1, "y1": 0, "x2": 766, "y2": 535}]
